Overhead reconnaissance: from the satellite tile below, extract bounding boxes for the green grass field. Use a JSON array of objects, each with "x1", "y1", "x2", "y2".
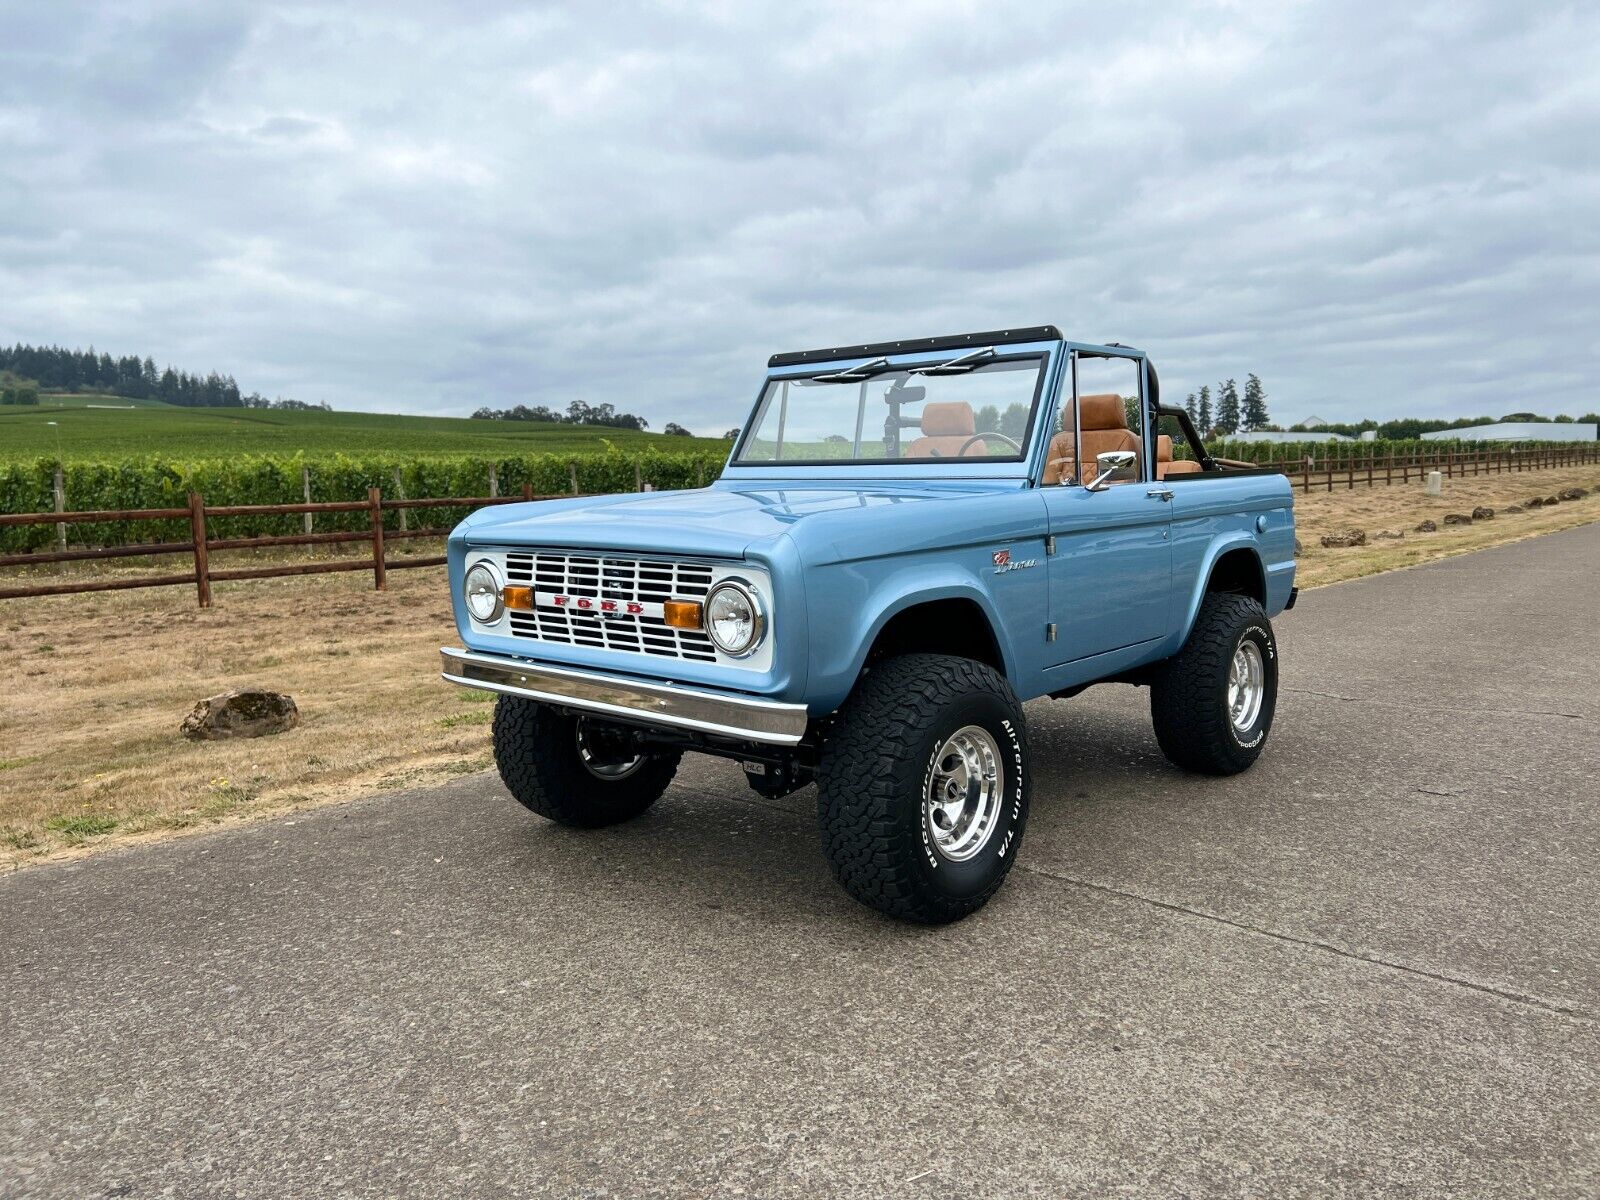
[{"x1": 0, "y1": 393, "x2": 728, "y2": 462}]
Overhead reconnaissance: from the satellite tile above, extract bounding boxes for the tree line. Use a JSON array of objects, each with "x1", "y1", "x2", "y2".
[
  {"x1": 1283, "y1": 411, "x2": 1600, "y2": 439},
  {"x1": 1179, "y1": 373, "x2": 1598, "y2": 438},
  {"x1": 0, "y1": 343, "x2": 321, "y2": 410},
  {"x1": 1181, "y1": 375, "x2": 1269, "y2": 437},
  {"x1": 470, "y1": 400, "x2": 657, "y2": 431}
]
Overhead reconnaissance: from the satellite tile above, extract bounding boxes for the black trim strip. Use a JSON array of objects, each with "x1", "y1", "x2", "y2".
[{"x1": 768, "y1": 326, "x2": 1063, "y2": 368}]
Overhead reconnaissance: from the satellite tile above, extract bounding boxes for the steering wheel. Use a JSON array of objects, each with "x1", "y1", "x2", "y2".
[{"x1": 958, "y1": 432, "x2": 1020, "y2": 455}]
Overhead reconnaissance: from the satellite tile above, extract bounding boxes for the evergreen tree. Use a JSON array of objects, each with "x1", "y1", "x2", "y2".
[
  {"x1": 1197, "y1": 385, "x2": 1212, "y2": 435},
  {"x1": 1185, "y1": 392, "x2": 1198, "y2": 426},
  {"x1": 1241, "y1": 373, "x2": 1268, "y2": 430},
  {"x1": 1216, "y1": 379, "x2": 1241, "y2": 435}
]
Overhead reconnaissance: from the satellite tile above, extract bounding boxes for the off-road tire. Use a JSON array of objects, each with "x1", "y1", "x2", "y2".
[
  {"x1": 816, "y1": 654, "x2": 1029, "y2": 925},
  {"x1": 1150, "y1": 592, "x2": 1278, "y2": 775},
  {"x1": 492, "y1": 696, "x2": 680, "y2": 827}
]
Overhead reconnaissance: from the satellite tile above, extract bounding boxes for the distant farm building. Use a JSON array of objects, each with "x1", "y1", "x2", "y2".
[
  {"x1": 1420, "y1": 423, "x2": 1598, "y2": 443},
  {"x1": 1299, "y1": 415, "x2": 1328, "y2": 429}
]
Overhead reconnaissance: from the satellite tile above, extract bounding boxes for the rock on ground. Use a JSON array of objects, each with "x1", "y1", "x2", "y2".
[
  {"x1": 1415, "y1": 519, "x2": 1438, "y2": 532},
  {"x1": 181, "y1": 690, "x2": 300, "y2": 741},
  {"x1": 1319, "y1": 529, "x2": 1368, "y2": 548},
  {"x1": 1443, "y1": 513, "x2": 1473, "y2": 526},
  {"x1": 1471, "y1": 506, "x2": 1495, "y2": 520}
]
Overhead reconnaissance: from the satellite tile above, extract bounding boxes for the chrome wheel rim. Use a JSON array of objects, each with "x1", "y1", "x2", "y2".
[
  {"x1": 925, "y1": 726, "x2": 1004, "y2": 863},
  {"x1": 576, "y1": 720, "x2": 645, "y2": 780},
  {"x1": 1228, "y1": 640, "x2": 1265, "y2": 733}
]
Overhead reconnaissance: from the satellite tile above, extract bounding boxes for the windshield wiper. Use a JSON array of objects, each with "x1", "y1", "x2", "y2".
[
  {"x1": 910, "y1": 346, "x2": 996, "y2": 375},
  {"x1": 807, "y1": 357, "x2": 891, "y2": 383}
]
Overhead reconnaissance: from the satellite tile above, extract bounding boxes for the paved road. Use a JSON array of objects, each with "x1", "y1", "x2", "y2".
[{"x1": 4, "y1": 525, "x2": 1598, "y2": 1198}]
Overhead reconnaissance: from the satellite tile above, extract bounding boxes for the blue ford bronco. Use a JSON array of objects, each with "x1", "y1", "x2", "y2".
[{"x1": 443, "y1": 327, "x2": 1297, "y2": 923}]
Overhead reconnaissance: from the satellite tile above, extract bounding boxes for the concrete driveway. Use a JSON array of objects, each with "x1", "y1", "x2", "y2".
[{"x1": 4, "y1": 524, "x2": 1597, "y2": 1198}]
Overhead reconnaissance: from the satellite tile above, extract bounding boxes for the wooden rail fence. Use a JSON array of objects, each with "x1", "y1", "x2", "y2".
[
  {"x1": 1233, "y1": 443, "x2": 1598, "y2": 493},
  {"x1": 0, "y1": 483, "x2": 571, "y2": 605},
  {"x1": 1, "y1": 444, "x2": 1595, "y2": 607}
]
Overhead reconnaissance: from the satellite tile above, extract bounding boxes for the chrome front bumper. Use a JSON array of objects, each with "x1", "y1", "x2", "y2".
[{"x1": 439, "y1": 647, "x2": 809, "y2": 746}]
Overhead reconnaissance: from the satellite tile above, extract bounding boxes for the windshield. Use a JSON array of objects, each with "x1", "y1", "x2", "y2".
[{"x1": 733, "y1": 355, "x2": 1046, "y2": 465}]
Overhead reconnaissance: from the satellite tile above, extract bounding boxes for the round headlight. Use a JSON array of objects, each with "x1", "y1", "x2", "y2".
[
  {"x1": 464, "y1": 561, "x2": 504, "y2": 624},
  {"x1": 705, "y1": 580, "x2": 764, "y2": 657}
]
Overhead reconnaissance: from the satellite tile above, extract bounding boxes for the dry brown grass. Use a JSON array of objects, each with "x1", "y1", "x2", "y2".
[
  {"x1": 1289, "y1": 462, "x2": 1600, "y2": 587},
  {"x1": 0, "y1": 568, "x2": 491, "y2": 870},
  {"x1": 2, "y1": 462, "x2": 1597, "y2": 870}
]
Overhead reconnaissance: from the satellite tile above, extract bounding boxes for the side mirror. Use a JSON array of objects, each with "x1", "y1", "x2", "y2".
[{"x1": 1086, "y1": 450, "x2": 1137, "y2": 492}]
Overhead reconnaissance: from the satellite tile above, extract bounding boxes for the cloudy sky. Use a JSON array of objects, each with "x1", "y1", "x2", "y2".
[{"x1": 3, "y1": 1, "x2": 1597, "y2": 430}]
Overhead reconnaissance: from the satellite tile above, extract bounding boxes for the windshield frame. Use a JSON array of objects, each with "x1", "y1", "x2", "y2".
[{"x1": 727, "y1": 346, "x2": 1056, "y2": 475}]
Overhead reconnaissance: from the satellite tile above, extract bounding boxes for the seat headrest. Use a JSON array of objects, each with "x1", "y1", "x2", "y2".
[
  {"x1": 920, "y1": 401, "x2": 975, "y2": 437},
  {"x1": 1157, "y1": 434, "x2": 1173, "y2": 461},
  {"x1": 1078, "y1": 393, "x2": 1127, "y2": 431}
]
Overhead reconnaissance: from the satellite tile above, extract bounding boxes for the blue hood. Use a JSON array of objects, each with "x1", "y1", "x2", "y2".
[{"x1": 456, "y1": 479, "x2": 1024, "y2": 559}]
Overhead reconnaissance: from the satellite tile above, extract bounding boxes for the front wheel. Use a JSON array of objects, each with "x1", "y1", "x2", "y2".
[
  {"x1": 492, "y1": 697, "x2": 681, "y2": 827},
  {"x1": 816, "y1": 654, "x2": 1030, "y2": 925},
  {"x1": 1150, "y1": 592, "x2": 1279, "y2": 775}
]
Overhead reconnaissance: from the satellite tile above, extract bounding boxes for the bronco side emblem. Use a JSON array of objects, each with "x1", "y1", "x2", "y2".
[{"x1": 992, "y1": 548, "x2": 1037, "y2": 574}]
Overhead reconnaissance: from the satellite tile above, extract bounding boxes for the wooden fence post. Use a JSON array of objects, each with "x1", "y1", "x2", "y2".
[
  {"x1": 301, "y1": 466, "x2": 314, "y2": 535},
  {"x1": 522, "y1": 482, "x2": 533, "y2": 501},
  {"x1": 393, "y1": 467, "x2": 408, "y2": 533},
  {"x1": 634, "y1": 462, "x2": 643, "y2": 492},
  {"x1": 488, "y1": 463, "x2": 499, "y2": 498},
  {"x1": 1302, "y1": 459, "x2": 1310, "y2": 493},
  {"x1": 569, "y1": 463, "x2": 579, "y2": 495},
  {"x1": 368, "y1": 486, "x2": 386, "y2": 591},
  {"x1": 53, "y1": 464, "x2": 67, "y2": 553},
  {"x1": 188, "y1": 491, "x2": 212, "y2": 608}
]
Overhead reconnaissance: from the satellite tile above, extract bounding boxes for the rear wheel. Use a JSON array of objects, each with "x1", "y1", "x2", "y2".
[
  {"x1": 492, "y1": 697, "x2": 680, "y2": 827},
  {"x1": 816, "y1": 654, "x2": 1029, "y2": 924},
  {"x1": 1150, "y1": 593, "x2": 1278, "y2": 775}
]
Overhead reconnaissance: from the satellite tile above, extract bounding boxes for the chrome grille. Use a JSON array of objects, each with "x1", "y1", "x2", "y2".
[{"x1": 503, "y1": 551, "x2": 718, "y2": 663}]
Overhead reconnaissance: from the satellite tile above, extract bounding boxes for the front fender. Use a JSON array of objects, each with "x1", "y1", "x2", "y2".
[{"x1": 803, "y1": 561, "x2": 1037, "y2": 715}]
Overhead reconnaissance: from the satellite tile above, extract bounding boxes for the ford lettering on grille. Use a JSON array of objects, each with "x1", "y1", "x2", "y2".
[{"x1": 503, "y1": 551, "x2": 717, "y2": 662}]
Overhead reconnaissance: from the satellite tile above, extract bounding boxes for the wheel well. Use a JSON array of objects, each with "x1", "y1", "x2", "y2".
[
  {"x1": 1206, "y1": 547, "x2": 1265, "y2": 604},
  {"x1": 866, "y1": 599, "x2": 1006, "y2": 676}
]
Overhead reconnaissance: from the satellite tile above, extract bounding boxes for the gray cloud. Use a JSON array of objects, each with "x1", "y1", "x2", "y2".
[{"x1": 2, "y1": 0, "x2": 1596, "y2": 430}]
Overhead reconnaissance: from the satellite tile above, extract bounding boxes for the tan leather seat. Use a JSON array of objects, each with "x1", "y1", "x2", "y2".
[
  {"x1": 1156, "y1": 434, "x2": 1203, "y2": 479},
  {"x1": 1042, "y1": 393, "x2": 1141, "y2": 486},
  {"x1": 905, "y1": 401, "x2": 989, "y2": 458}
]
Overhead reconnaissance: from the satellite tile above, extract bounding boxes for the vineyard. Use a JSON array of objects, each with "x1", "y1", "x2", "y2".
[
  {"x1": 2, "y1": 434, "x2": 1592, "y2": 557},
  {"x1": 0, "y1": 449, "x2": 729, "y2": 554}
]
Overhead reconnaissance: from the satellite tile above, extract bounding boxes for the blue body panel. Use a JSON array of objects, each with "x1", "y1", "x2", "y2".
[{"x1": 447, "y1": 336, "x2": 1297, "y2": 718}]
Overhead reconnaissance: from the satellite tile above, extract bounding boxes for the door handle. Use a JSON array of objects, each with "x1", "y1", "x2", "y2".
[{"x1": 1146, "y1": 488, "x2": 1174, "y2": 502}]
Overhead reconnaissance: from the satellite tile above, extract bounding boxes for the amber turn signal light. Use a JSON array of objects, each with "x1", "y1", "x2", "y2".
[
  {"x1": 663, "y1": 600, "x2": 703, "y2": 629},
  {"x1": 501, "y1": 585, "x2": 534, "y2": 611}
]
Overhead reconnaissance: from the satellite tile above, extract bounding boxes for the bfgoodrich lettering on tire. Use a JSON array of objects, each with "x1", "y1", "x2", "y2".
[
  {"x1": 817, "y1": 654, "x2": 1030, "y2": 924},
  {"x1": 1150, "y1": 592, "x2": 1278, "y2": 775}
]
